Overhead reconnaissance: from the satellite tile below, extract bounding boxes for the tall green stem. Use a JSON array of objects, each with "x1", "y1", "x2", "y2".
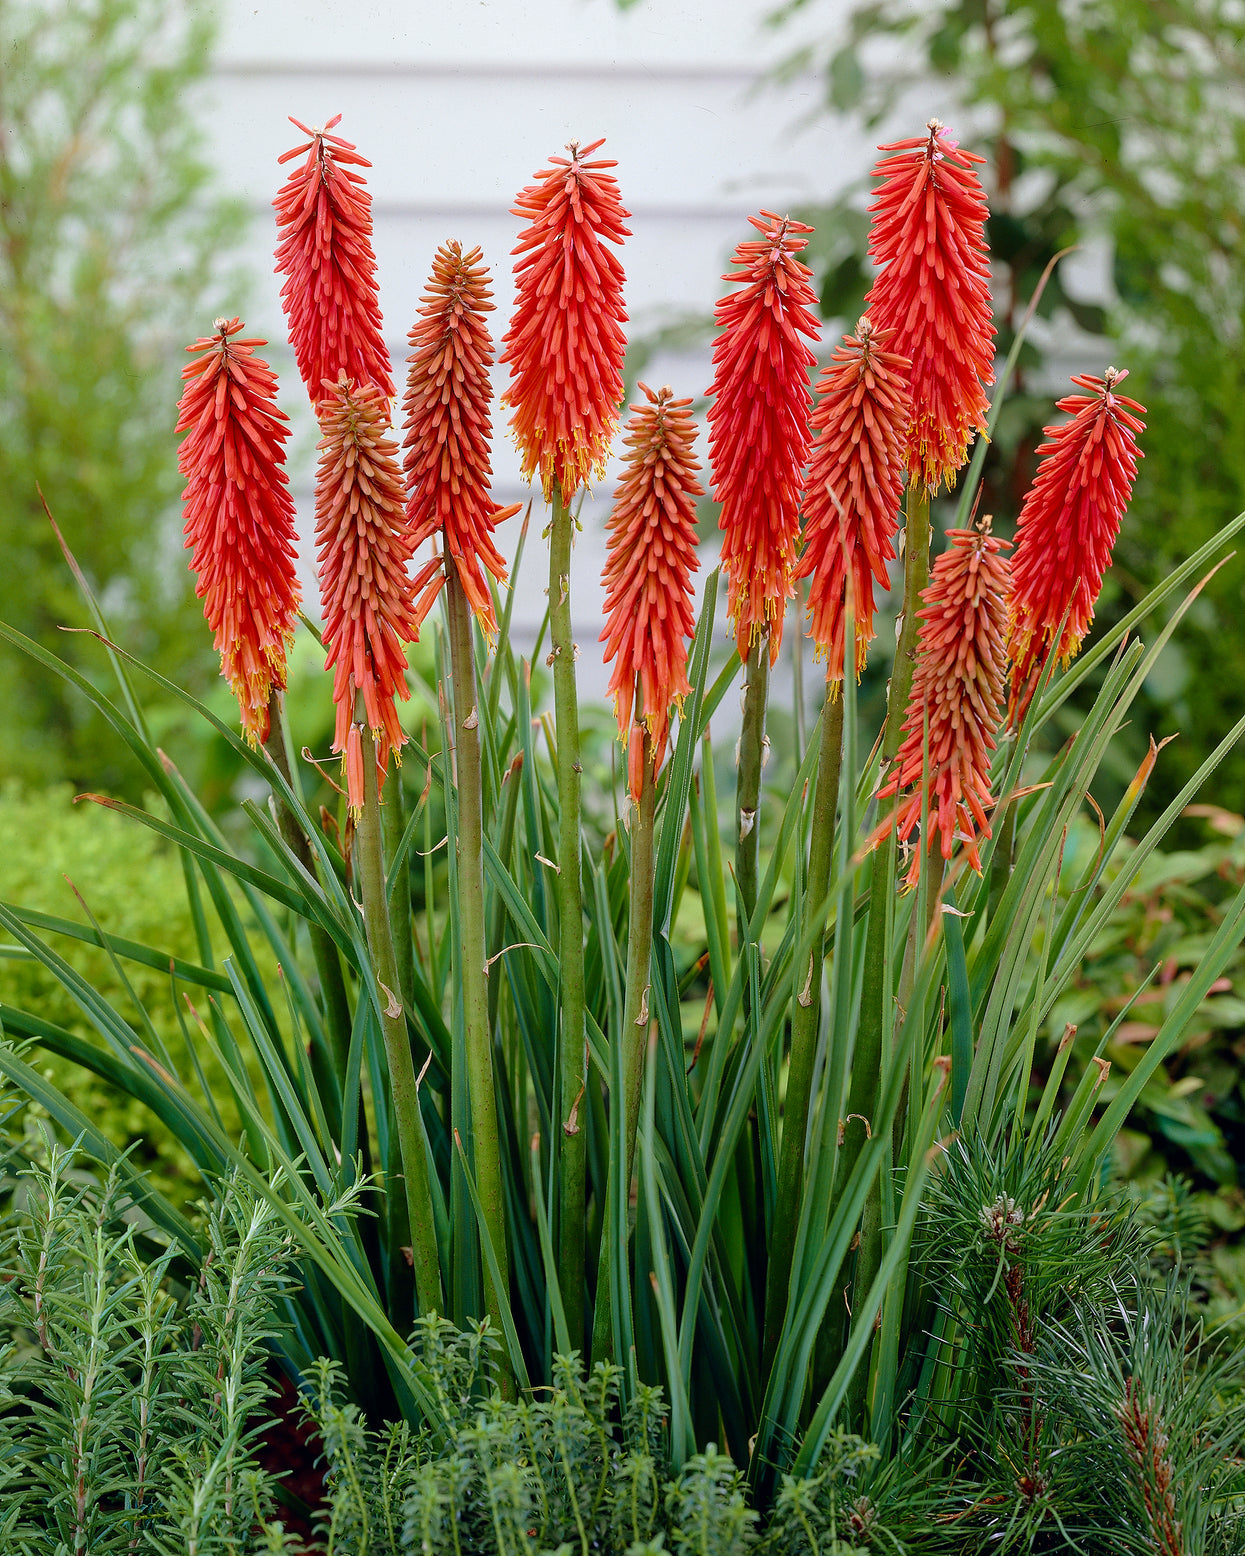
[
  {"x1": 792, "y1": 580, "x2": 807, "y2": 762},
  {"x1": 736, "y1": 634, "x2": 771, "y2": 935},
  {"x1": 357, "y1": 716, "x2": 443, "y2": 1318},
  {"x1": 846, "y1": 485, "x2": 931, "y2": 1158},
  {"x1": 265, "y1": 690, "x2": 354, "y2": 1098},
  {"x1": 763, "y1": 692, "x2": 844, "y2": 1368},
  {"x1": 591, "y1": 726, "x2": 657, "y2": 1365},
  {"x1": 987, "y1": 794, "x2": 1018, "y2": 922},
  {"x1": 384, "y1": 769, "x2": 417, "y2": 1022},
  {"x1": 445, "y1": 561, "x2": 510, "y2": 1353},
  {"x1": 826, "y1": 483, "x2": 931, "y2": 1397},
  {"x1": 549, "y1": 480, "x2": 587, "y2": 1348},
  {"x1": 264, "y1": 693, "x2": 354, "y2": 1145}
]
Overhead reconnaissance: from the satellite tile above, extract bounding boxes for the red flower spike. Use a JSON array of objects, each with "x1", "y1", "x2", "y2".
[
  {"x1": 865, "y1": 120, "x2": 995, "y2": 492},
  {"x1": 878, "y1": 520, "x2": 1011, "y2": 887},
  {"x1": 797, "y1": 317, "x2": 912, "y2": 685},
  {"x1": 274, "y1": 114, "x2": 393, "y2": 405},
  {"x1": 402, "y1": 241, "x2": 521, "y2": 636},
  {"x1": 1008, "y1": 368, "x2": 1146, "y2": 724},
  {"x1": 314, "y1": 376, "x2": 417, "y2": 814},
  {"x1": 176, "y1": 317, "x2": 301, "y2": 746},
  {"x1": 501, "y1": 138, "x2": 630, "y2": 502},
  {"x1": 600, "y1": 384, "x2": 703, "y2": 795},
  {"x1": 708, "y1": 210, "x2": 821, "y2": 666}
]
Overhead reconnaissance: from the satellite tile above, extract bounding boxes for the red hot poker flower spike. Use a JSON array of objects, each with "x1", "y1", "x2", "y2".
[
  {"x1": 314, "y1": 376, "x2": 417, "y2": 813},
  {"x1": 865, "y1": 120, "x2": 995, "y2": 492},
  {"x1": 600, "y1": 383, "x2": 703, "y2": 797},
  {"x1": 501, "y1": 139, "x2": 630, "y2": 503},
  {"x1": 708, "y1": 211, "x2": 821, "y2": 666},
  {"x1": 797, "y1": 317, "x2": 912, "y2": 686},
  {"x1": 878, "y1": 520, "x2": 1011, "y2": 887},
  {"x1": 1008, "y1": 368, "x2": 1146, "y2": 724},
  {"x1": 177, "y1": 318, "x2": 301, "y2": 746},
  {"x1": 402, "y1": 241, "x2": 521, "y2": 636},
  {"x1": 274, "y1": 114, "x2": 393, "y2": 406}
]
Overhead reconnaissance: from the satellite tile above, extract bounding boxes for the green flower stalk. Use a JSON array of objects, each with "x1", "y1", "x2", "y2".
[
  {"x1": 593, "y1": 384, "x2": 702, "y2": 1361},
  {"x1": 403, "y1": 241, "x2": 520, "y2": 1351},
  {"x1": 313, "y1": 379, "x2": 441, "y2": 1316},
  {"x1": 706, "y1": 212, "x2": 820, "y2": 927},
  {"x1": 765, "y1": 321, "x2": 913, "y2": 1362},
  {"x1": 501, "y1": 139, "x2": 630, "y2": 1347}
]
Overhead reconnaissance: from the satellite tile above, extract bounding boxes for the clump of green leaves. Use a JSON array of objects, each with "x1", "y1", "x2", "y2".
[
  {"x1": 308, "y1": 1326, "x2": 741, "y2": 1556},
  {"x1": 306, "y1": 1326, "x2": 936, "y2": 1555},
  {"x1": 4, "y1": 1133, "x2": 1244, "y2": 1552},
  {"x1": 0, "y1": 1152, "x2": 912, "y2": 1554}
]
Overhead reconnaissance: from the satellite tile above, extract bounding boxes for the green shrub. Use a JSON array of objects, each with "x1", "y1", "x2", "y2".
[
  {"x1": 0, "y1": 1140, "x2": 301, "y2": 1553},
  {"x1": 0, "y1": 781, "x2": 276, "y2": 1205}
]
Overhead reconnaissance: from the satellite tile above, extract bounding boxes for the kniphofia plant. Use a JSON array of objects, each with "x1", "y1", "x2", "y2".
[
  {"x1": 5, "y1": 115, "x2": 1245, "y2": 1541},
  {"x1": 501, "y1": 138, "x2": 630, "y2": 1347},
  {"x1": 402, "y1": 239, "x2": 520, "y2": 1362}
]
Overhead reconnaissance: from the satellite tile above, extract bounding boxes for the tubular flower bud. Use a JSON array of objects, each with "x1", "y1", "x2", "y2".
[
  {"x1": 274, "y1": 114, "x2": 393, "y2": 405},
  {"x1": 797, "y1": 317, "x2": 912, "y2": 686},
  {"x1": 1007, "y1": 368, "x2": 1146, "y2": 724},
  {"x1": 176, "y1": 317, "x2": 301, "y2": 745},
  {"x1": 879, "y1": 520, "x2": 1011, "y2": 887},
  {"x1": 708, "y1": 210, "x2": 820, "y2": 666},
  {"x1": 501, "y1": 138, "x2": 630, "y2": 502},
  {"x1": 402, "y1": 241, "x2": 521, "y2": 636},
  {"x1": 314, "y1": 376, "x2": 417, "y2": 813},
  {"x1": 600, "y1": 384, "x2": 703, "y2": 796},
  {"x1": 865, "y1": 120, "x2": 995, "y2": 492}
]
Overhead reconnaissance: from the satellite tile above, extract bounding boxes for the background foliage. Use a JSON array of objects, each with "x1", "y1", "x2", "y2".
[{"x1": 0, "y1": 0, "x2": 244, "y2": 794}]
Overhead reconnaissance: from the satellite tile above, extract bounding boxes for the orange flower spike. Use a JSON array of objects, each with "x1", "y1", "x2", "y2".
[
  {"x1": 402, "y1": 241, "x2": 521, "y2": 636},
  {"x1": 879, "y1": 520, "x2": 1011, "y2": 887},
  {"x1": 176, "y1": 317, "x2": 301, "y2": 746},
  {"x1": 274, "y1": 114, "x2": 393, "y2": 405},
  {"x1": 865, "y1": 120, "x2": 995, "y2": 492},
  {"x1": 1008, "y1": 367, "x2": 1146, "y2": 723},
  {"x1": 797, "y1": 316, "x2": 912, "y2": 685},
  {"x1": 501, "y1": 138, "x2": 631, "y2": 501},
  {"x1": 600, "y1": 384, "x2": 703, "y2": 795},
  {"x1": 708, "y1": 210, "x2": 821, "y2": 666},
  {"x1": 314, "y1": 376, "x2": 418, "y2": 814}
]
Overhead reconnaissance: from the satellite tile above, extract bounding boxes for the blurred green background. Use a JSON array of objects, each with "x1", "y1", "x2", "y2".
[{"x1": 0, "y1": 0, "x2": 245, "y2": 797}]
